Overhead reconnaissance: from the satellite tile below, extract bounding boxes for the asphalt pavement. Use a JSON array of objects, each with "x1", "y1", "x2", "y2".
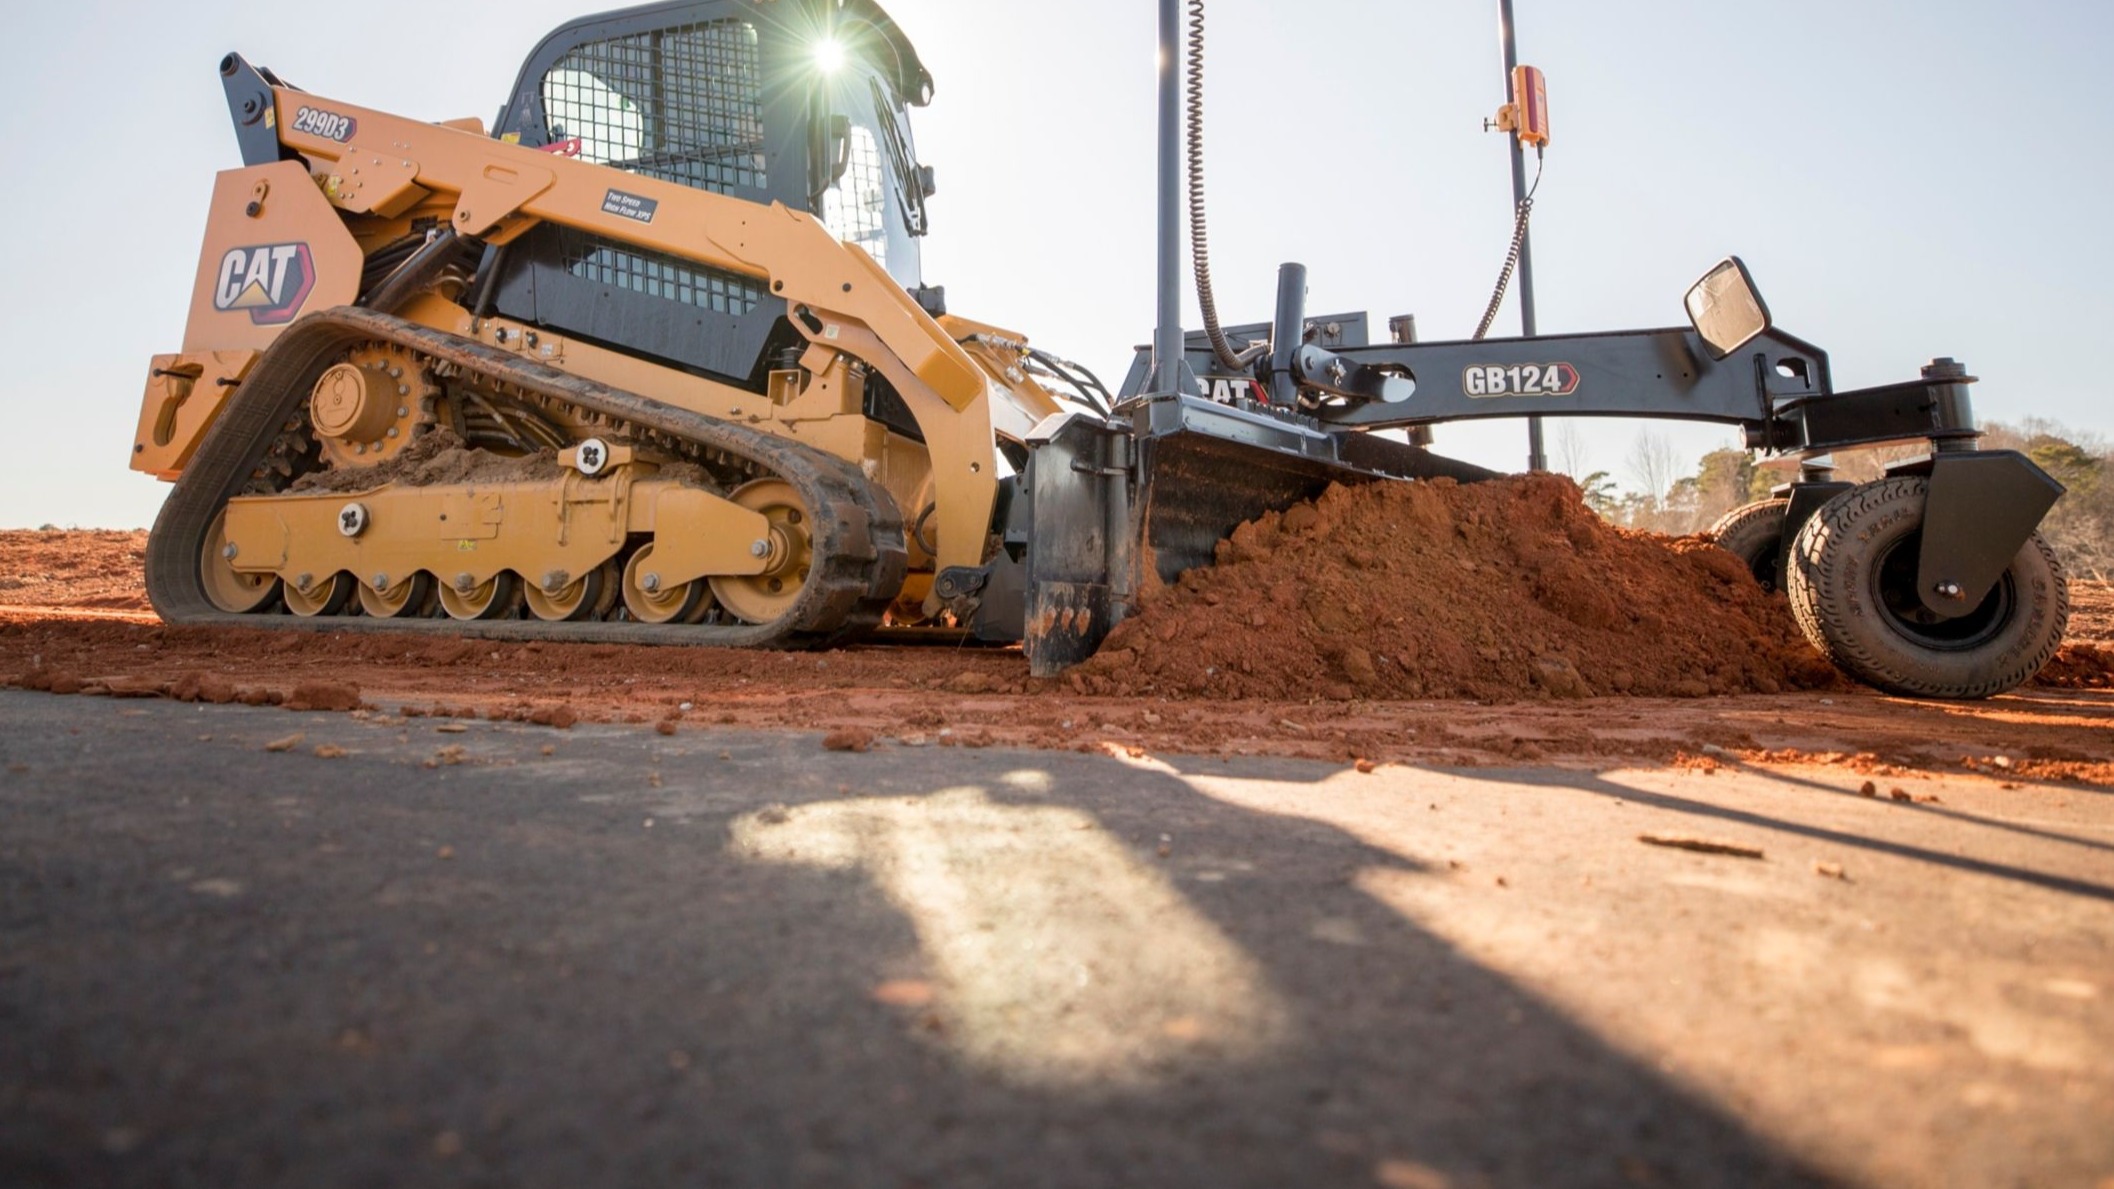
[{"x1": 2, "y1": 690, "x2": 2108, "y2": 1188}]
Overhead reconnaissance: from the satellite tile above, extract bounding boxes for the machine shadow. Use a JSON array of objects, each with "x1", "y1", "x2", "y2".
[
  {"x1": 928, "y1": 752, "x2": 1843, "y2": 1188},
  {"x1": 0, "y1": 705, "x2": 1841, "y2": 1189},
  {"x1": 1706, "y1": 758, "x2": 2114, "y2": 856},
  {"x1": 1155, "y1": 745, "x2": 2114, "y2": 897},
  {"x1": 1421, "y1": 761, "x2": 2114, "y2": 906}
]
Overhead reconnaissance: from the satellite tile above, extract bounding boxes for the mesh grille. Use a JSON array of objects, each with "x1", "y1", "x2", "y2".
[
  {"x1": 541, "y1": 20, "x2": 766, "y2": 193},
  {"x1": 559, "y1": 231, "x2": 763, "y2": 316}
]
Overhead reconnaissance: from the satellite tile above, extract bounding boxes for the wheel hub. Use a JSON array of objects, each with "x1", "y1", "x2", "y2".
[
  {"x1": 709, "y1": 479, "x2": 812, "y2": 626},
  {"x1": 312, "y1": 343, "x2": 439, "y2": 468},
  {"x1": 1873, "y1": 535, "x2": 2013, "y2": 651}
]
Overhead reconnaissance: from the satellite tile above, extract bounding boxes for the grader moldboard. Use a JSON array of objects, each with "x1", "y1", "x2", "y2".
[{"x1": 135, "y1": 0, "x2": 2068, "y2": 700}]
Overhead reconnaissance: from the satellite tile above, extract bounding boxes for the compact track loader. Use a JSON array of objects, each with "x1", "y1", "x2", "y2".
[{"x1": 135, "y1": 0, "x2": 2070, "y2": 699}]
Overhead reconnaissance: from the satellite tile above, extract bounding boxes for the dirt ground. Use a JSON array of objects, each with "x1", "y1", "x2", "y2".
[{"x1": 3, "y1": 509, "x2": 2112, "y2": 787}]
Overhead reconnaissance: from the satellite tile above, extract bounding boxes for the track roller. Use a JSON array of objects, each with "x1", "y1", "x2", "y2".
[
  {"x1": 439, "y1": 571, "x2": 521, "y2": 621},
  {"x1": 358, "y1": 572, "x2": 435, "y2": 619},
  {"x1": 622, "y1": 546, "x2": 710, "y2": 625},
  {"x1": 283, "y1": 571, "x2": 354, "y2": 617},
  {"x1": 526, "y1": 563, "x2": 616, "y2": 623}
]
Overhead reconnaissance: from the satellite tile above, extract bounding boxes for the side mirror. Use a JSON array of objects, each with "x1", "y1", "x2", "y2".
[
  {"x1": 1685, "y1": 257, "x2": 1773, "y2": 361},
  {"x1": 916, "y1": 164, "x2": 937, "y2": 200}
]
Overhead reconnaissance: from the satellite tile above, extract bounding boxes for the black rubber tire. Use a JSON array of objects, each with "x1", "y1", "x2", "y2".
[
  {"x1": 1786, "y1": 477, "x2": 2068, "y2": 699},
  {"x1": 1708, "y1": 499, "x2": 1790, "y2": 593}
]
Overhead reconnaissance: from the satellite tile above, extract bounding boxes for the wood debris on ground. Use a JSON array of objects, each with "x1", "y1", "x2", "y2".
[{"x1": 1637, "y1": 832, "x2": 1765, "y2": 860}]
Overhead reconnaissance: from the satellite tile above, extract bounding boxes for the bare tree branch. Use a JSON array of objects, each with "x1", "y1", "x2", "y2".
[
  {"x1": 1554, "y1": 420, "x2": 1589, "y2": 479},
  {"x1": 1625, "y1": 430, "x2": 1679, "y2": 505}
]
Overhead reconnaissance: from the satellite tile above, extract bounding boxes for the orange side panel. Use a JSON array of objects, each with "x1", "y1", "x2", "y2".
[{"x1": 182, "y1": 161, "x2": 364, "y2": 354}]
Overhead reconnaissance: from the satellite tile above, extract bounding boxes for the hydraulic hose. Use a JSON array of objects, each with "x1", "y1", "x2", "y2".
[
  {"x1": 361, "y1": 227, "x2": 464, "y2": 314},
  {"x1": 1185, "y1": 0, "x2": 1251, "y2": 372}
]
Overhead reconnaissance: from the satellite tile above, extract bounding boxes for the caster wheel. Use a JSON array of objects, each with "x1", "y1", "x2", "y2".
[
  {"x1": 1787, "y1": 478, "x2": 2068, "y2": 699},
  {"x1": 1708, "y1": 498, "x2": 1789, "y2": 593}
]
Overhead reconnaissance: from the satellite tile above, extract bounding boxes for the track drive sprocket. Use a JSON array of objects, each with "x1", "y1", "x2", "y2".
[{"x1": 311, "y1": 342, "x2": 439, "y2": 468}]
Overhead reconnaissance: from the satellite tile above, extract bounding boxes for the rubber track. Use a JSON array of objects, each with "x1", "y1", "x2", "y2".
[
  {"x1": 145, "y1": 308, "x2": 908, "y2": 649},
  {"x1": 1786, "y1": 477, "x2": 2068, "y2": 700}
]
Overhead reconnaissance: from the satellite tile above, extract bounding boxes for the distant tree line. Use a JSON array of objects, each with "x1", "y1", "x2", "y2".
[{"x1": 1563, "y1": 418, "x2": 2112, "y2": 580}]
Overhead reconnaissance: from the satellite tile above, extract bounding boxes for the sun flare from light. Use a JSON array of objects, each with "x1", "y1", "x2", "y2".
[{"x1": 813, "y1": 37, "x2": 847, "y2": 74}]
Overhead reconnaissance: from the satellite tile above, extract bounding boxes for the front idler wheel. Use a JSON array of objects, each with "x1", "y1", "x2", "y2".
[
  {"x1": 1708, "y1": 498, "x2": 1790, "y2": 593},
  {"x1": 1786, "y1": 477, "x2": 2068, "y2": 699},
  {"x1": 198, "y1": 508, "x2": 281, "y2": 614},
  {"x1": 710, "y1": 478, "x2": 813, "y2": 626}
]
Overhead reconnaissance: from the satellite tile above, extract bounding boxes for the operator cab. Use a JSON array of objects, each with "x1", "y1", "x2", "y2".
[{"x1": 483, "y1": 0, "x2": 937, "y2": 386}]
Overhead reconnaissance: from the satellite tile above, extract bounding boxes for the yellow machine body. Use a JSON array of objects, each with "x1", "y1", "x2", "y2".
[{"x1": 136, "y1": 5, "x2": 1074, "y2": 642}]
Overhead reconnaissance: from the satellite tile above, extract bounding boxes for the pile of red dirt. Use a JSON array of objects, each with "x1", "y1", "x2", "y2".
[
  {"x1": 2034, "y1": 643, "x2": 2114, "y2": 689},
  {"x1": 0, "y1": 529, "x2": 150, "y2": 613},
  {"x1": 1079, "y1": 474, "x2": 1840, "y2": 702}
]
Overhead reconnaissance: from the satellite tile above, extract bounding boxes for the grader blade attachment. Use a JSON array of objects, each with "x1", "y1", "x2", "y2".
[{"x1": 1021, "y1": 393, "x2": 1496, "y2": 676}]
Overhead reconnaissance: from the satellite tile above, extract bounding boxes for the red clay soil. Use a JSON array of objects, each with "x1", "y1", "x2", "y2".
[
  {"x1": 3, "y1": 478, "x2": 2112, "y2": 785},
  {"x1": 2068, "y1": 580, "x2": 2114, "y2": 644},
  {"x1": 2045, "y1": 579, "x2": 2114, "y2": 689},
  {"x1": 0, "y1": 530, "x2": 149, "y2": 614},
  {"x1": 1083, "y1": 475, "x2": 1836, "y2": 701}
]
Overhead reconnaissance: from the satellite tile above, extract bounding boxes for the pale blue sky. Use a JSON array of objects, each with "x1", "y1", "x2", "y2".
[{"x1": 3, "y1": 0, "x2": 2109, "y2": 527}]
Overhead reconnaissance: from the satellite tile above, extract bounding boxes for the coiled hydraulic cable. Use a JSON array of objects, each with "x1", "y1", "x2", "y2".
[
  {"x1": 1473, "y1": 153, "x2": 1544, "y2": 341},
  {"x1": 1186, "y1": 0, "x2": 1250, "y2": 372}
]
